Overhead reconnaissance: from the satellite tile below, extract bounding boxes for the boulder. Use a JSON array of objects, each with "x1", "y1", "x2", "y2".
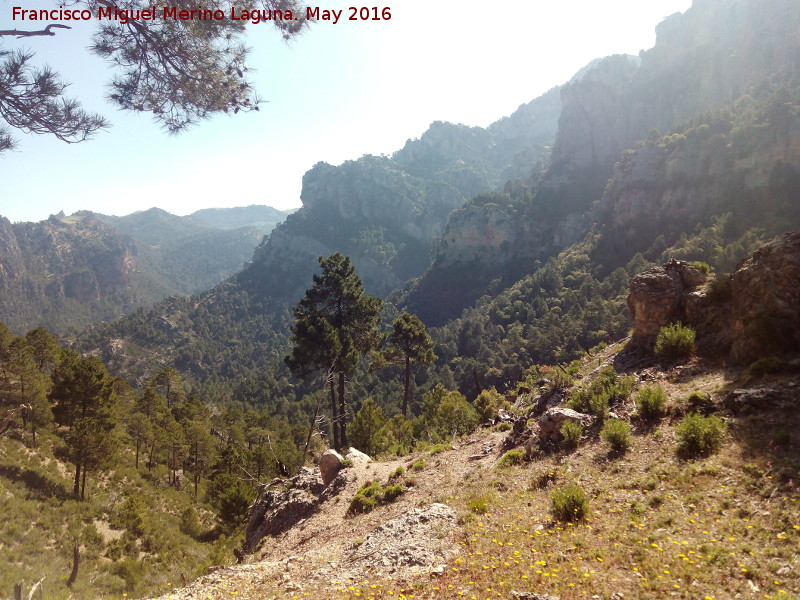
[
  {"x1": 538, "y1": 407, "x2": 593, "y2": 441},
  {"x1": 344, "y1": 447, "x2": 373, "y2": 465},
  {"x1": 319, "y1": 449, "x2": 344, "y2": 486},
  {"x1": 627, "y1": 259, "x2": 706, "y2": 349}
]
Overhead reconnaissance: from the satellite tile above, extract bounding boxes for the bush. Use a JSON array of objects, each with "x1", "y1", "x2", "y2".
[
  {"x1": 389, "y1": 466, "x2": 405, "y2": 480},
  {"x1": 467, "y1": 494, "x2": 491, "y2": 514},
  {"x1": 348, "y1": 481, "x2": 383, "y2": 515},
  {"x1": 410, "y1": 459, "x2": 425, "y2": 471},
  {"x1": 676, "y1": 413, "x2": 726, "y2": 457},
  {"x1": 560, "y1": 420, "x2": 583, "y2": 450},
  {"x1": 550, "y1": 482, "x2": 589, "y2": 522},
  {"x1": 348, "y1": 480, "x2": 407, "y2": 514},
  {"x1": 601, "y1": 419, "x2": 633, "y2": 454},
  {"x1": 497, "y1": 449, "x2": 526, "y2": 468},
  {"x1": 654, "y1": 323, "x2": 696, "y2": 360},
  {"x1": 474, "y1": 388, "x2": 506, "y2": 423},
  {"x1": 690, "y1": 261, "x2": 711, "y2": 275},
  {"x1": 635, "y1": 385, "x2": 667, "y2": 421},
  {"x1": 568, "y1": 366, "x2": 634, "y2": 420},
  {"x1": 495, "y1": 422, "x2": 512, "y2": 432}
]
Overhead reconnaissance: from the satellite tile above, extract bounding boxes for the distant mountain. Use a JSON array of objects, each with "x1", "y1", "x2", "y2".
[
  {"x1": 189, "y1": 205, "x2": 296, "y2": 232},
  {"x1": 0, "y1": 212, "x2": 160, "y2": 334},
  {"x1": 95, "y1": 206, "x2": 293, "y2": 295},
  {"x1": 0, "y1": 205, "x2": 292, "y2": 334}
]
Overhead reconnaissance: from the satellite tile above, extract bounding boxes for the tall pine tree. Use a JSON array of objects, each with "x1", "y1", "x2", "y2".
[
  {"x1": 384, "y1": 312, "x2": 436, "y2": 417},
  {"x1": 286, "y1": 253, "x2": 382, "y2": 450}
]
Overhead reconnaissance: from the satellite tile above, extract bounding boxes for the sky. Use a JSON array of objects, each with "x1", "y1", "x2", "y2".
[{"x1": 0, "y1": 0, "x2": 693, "y2": 223}]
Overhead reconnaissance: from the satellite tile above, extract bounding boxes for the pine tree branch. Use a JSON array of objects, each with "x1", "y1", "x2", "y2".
[{"x1": 0, "y1": 25, "x2": 71, "y2": 38}]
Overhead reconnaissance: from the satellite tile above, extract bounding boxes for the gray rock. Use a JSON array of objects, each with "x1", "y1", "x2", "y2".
[
  {"x1": 343, "y1": 503, "x2": 457, "y2": 577},
  {"x1": 319, "y1": 449, "x2": 344, "y2": 486},
  {"x1": 538, "y1": 407, "x2": 593, "y2": 441},
  {"x1": 344, "y1": 447, "x2": 373, "y2": 465}
]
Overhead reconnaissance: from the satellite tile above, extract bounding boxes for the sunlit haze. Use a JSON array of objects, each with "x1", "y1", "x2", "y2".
[{"x1": 0, "y1": 0, "x2": 692, "y2": 223}]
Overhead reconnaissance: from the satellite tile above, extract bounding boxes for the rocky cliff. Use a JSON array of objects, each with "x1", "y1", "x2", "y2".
[
  {"x1": 405, "y1": 0, "x2": 800, "y2": 325},
  {"x1": 236, "y1": 88, "x2": 562, "y2": 307}
]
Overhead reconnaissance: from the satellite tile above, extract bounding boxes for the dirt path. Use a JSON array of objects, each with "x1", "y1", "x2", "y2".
[{"x1": 147, "y1": 431, "x2": 508, "y2": 600}]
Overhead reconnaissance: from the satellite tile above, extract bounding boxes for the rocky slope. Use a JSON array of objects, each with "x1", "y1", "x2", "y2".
[{"x1": 142, "y1": 339, "x2": 800, "y2": 600}]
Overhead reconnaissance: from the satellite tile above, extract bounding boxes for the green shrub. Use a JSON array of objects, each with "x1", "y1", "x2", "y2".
[
  {"x1": 550, "y1": 482, "x2": 589, "y2": 522},
  {"x1": 348, "y1": 481, "x2": 383, "y2": 515},
  {"x1": 654, "y1": 323, "x2": 696, "y2": 360},
  {"x1": 676, "y1": 413, "x2": 726, "y2": 458},
  {"x1": 560, "y1": 420, "x2": 583, "y2": 450},
  {"x1": 382, "y1": 483, "x2": 406, "y2": 502},
  {"x1": 601, "y1": 419, "x2": 633, "y2": 454},
  {"x1": 340, "y1": 459, "x2": 354, "y2": 468},
  {"x1": 467, "y1": 494, "x2": 491, "y2": 514},
  {"x1": 635, "y1": 385, "x2": 667, "y2": 421},
  {"x1": 569, "y1": 366, "x2": 633, "y2": 420},
  {"x1": 497, "y1": 448, "x2": 525, "y2": 468},
  {"x1": 389, "y1": 466, "x2": 405, "y2": 480},
  {"x1": 549, "y1": 368, "x2": 575, "y2": 390},
  {"x1": 474, "y1": 388, "x2": 505, "y2": 423},
  {"x1": 686, "y1": 391, "x2": 713, "y2": 414},
  {"x1": 348, "y1": 480, "x2": 407, "y2": 515},
  {"x1": 690, "y1": 261, "x2": 711, "y2": 275},
  {"x1": 429, "y1": 443, "x2": 450, "y2": 455},
  {"x1": 410, "y1": 459, "x2": 425, "y2": 471},
  {"x1": 495, "y1": 422, "x2": 512, "y2": 432}
]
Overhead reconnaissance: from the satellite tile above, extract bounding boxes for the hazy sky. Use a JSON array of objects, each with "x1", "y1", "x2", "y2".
[{"x1": 0, "y1": 0, "x2": 692, "y2": 223}]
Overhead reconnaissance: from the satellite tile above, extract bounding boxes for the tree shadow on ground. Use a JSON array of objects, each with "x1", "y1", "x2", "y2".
[{"x1": 0, "y1": 463, "x2": 72, "y2": 501}]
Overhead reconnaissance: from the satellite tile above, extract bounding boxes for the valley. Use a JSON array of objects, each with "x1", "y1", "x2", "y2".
[{"x1": 0, "y1": 0, "x2": 799, "y2": 598}]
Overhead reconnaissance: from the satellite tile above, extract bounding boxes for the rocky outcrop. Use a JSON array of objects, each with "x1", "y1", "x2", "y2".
[
  {"x1": 627, "y1": 260, "x2": 707, "y2": 349},
  {"x1": 242, "y1": 466, "x2": 347, "y2": 555},
  {"x1": 627, "y1": 233, "x2": 800, "y2": 362},
  {"x1": 730, "y1": 231, "x2": 800, "y2": 362},
  {"x1": 341, "y1": 503, "x2": 457, "y2": 577},
  {"x1": 538, "y1": 408, "x2": 594, "y2": 441}
]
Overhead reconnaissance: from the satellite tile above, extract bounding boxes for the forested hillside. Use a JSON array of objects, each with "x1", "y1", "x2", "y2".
[{"x1": 0, "y1": 206, "x2": 292, "y2": 334}]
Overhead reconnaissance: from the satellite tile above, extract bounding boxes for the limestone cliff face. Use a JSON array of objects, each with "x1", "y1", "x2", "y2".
[
  {"x1": 541, "y1": 0, "x2": 800, "y2": 215},
  {"x1": 241, "y1": 88, "x2": 562, "y2": 306},
  {"x1": 599, "y1": 93, "x2": 800, "y2": 253}
]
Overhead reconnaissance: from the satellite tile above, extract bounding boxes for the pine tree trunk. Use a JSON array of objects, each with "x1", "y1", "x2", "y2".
[
  {"x1": 73, "y1": 456, "x2": 82, "y2": 500},
  {"x1": 338, "y1": 371, "x2": 348, "y2": 449},
  {"x1": 80, "y1": 466, "x2": 87, "y2": 501},
  {"x1": 329, "y1": 378, "x2": 340, "y2": 450},
  {"x1": 66, "y1": 540, "x2": 79, "y2": 588},
  {"x1": 403, "y1": 355, "x2": 411, "y2": 417}
]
